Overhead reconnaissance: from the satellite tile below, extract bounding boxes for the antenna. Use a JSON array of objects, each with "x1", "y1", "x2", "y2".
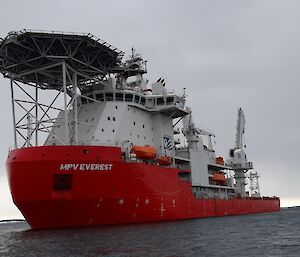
[{"x1": 131, "y1": 46, "x2": 135, "y2": 57}]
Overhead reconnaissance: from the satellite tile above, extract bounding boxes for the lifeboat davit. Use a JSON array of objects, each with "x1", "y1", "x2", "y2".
[
  {"x1": 157, "y1": 155, "x2": 172, "y2": 166},
  {"x1": 212, "y1": 173, "x2": 226, "y2": 182},
  {"x1": 131, "y1": 145, "x2": 157, "y2": 159}
]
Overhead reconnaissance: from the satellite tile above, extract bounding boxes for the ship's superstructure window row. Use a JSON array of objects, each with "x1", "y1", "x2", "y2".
[{"x1": 80, "y1": 91, "x2": 181, "y2": 110}]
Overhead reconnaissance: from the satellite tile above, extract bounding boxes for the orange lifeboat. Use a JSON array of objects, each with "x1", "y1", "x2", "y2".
[
  {"x1": 212, "y1": 173, "x2": 226, "y2": 182},
  {"x1": 157, "y1": 155, "x2": 172, "y2": 166},
  {"x1": 216, "y1": 157, "x2": 224, "y2": 165},
  {"x1": 131, "y1": 145, "x2": 157, "y2": 160}
]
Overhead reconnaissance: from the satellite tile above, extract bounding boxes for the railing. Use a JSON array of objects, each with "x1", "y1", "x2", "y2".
[{"x1": 7, "y1": 29, "x2": 124, "y2": 58}]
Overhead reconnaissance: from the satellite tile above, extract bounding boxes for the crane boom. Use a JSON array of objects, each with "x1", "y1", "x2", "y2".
[{"x1": 235, "y1": 107, "x2": 245, "y2": 149}]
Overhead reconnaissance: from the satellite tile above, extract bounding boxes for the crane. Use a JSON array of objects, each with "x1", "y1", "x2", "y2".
[{"x1": 226, "y1": 108, "x2": 253, "y2": 198}]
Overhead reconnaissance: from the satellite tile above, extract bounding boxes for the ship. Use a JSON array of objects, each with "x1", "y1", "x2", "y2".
[{"x1": 0, "y1": 30, "x2": 280, "y2": 229}]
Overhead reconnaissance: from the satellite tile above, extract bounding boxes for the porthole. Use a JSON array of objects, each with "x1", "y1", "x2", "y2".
[
  {"x1": 113, "y1": 117, "x2": 116, "y2": 121},
  {"x1": 133, "y1": 121, "x2": 136, "y2": 125},
  {"x1": 107, "y1": 117, "x2": 110, "y2": 121},
  {"x1": 102, "y1": 129, "x2": 104, "y2": 132},
  {"x1": 142, "y1": 124, "x2": 145, "y2": 128},
  {"x1": 112, "y1": 129, "x2": 115, "y2": 133}
]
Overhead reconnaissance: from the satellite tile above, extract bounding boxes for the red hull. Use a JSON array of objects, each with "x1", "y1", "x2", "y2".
[{"x1": 6, "y1": 146, "x2": 280, "y2": 229}]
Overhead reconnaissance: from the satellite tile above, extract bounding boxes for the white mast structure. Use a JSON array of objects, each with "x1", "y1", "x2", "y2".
[{"x1": 226, "y1": 108, "x2": 254, "y2": 197}]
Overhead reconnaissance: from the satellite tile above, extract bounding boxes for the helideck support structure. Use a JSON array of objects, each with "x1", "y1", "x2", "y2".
[{"x1": 0, "y1": 29, "x2": 124, "y2": 148}]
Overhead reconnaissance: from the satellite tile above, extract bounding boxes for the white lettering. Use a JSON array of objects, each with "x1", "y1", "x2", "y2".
[
  {"x1": 60, "y1": 164, "x2": 68, "y2": 170},
  {"x1": 60, "y1": 163, "x2": 113, "y2": 171}
]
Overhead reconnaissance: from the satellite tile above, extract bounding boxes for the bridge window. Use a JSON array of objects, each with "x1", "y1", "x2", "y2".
[
  {"x1": 134, "y1": 95, "x2": 140, "y2": 104},
  {"x1": 105, "y1": 93, "x2": 113, "y2": 101},
  {"x1": 125, "y1": 93, "x2": 133, "y2": 102},
  {"x1": 81, "y1": 98, "x2": 87, "y2": 104},
  {"x1": 157, "y1": 97, "x2": 164, "y2": 105},
  {"x1": 115, "y1": 93, "x2": 124, "y2": 101},
  {"x1": 87, "y1": 95, "x2": 94, "y2": 103},
  {"x1": 166, "y1": 97, "x2": 174, "y2": 105},
  {"x1": 96, "y1": 93, "x2": 104, "y2": 101},
  {"x1": 140, "y1": 97, "x2": 146, "y2": 105}
]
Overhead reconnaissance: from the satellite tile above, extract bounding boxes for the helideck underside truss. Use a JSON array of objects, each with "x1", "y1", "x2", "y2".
[{"x1": 0, "y1": 29, "x2": 125, "y2": 148}]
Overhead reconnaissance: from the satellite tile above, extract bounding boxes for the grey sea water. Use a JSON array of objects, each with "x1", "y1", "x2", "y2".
[{"x1": 0, "y1": 208, "x2": 300, "y2": 257}]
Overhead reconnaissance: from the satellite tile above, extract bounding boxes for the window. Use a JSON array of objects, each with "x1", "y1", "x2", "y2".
[
  {"x1": 157, "y1": 97, "x2": 164, "y2": 105},
  {"x1": 134, "y1": 95, "x2": 140, "y2": 104},
  {"x1": 115, "y1": 93, "x2": 124, "y2": 101},
  {"x1": 87, "y1": 95, "x2": 94, "y2": 103},
  {"x1": 140, "y1": 97, "x2": 146, "y2": 105},
  {"x1": 107, "y1": 117, "x2": 111, "y2": 121},
  {"x1": 125, "y1": 93, "x2": 133, "y2": 102},
  {"x1": 81, "y1": 98, "x2": 87, "y2": 104},
  {"x1": 133, "y1": 121, "x2": 136, "y2": 125},
  {"x1": 96, "y1": 93, "x2": 104, "y2": 101},
  {"x1": 166, "y1": 97, "x2": 174, "y2": 105},
  {"x1": 113, "y1": 117, "x2": 116, "y2": 121},
  {"x1": 105, "y1": 93, "x2": 113, "y2": 101}
]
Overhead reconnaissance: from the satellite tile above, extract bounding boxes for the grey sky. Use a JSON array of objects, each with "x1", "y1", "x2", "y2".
[{"x1": 1, "y1": 0, "x2": 300, "y2": 219}]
